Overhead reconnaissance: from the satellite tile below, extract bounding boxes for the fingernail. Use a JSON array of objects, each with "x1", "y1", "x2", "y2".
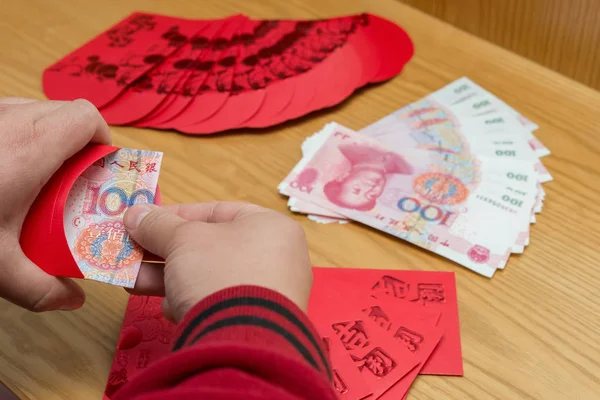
[
  {"x1": 59, "y1": 296, "x2": 85, "y2": 311},
  {"x1": 124, "y1": 204, "x2": 156, "y2": 229}
]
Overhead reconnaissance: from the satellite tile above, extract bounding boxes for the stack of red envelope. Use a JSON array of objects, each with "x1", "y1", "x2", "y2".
[
  {"x1": 310, "y1": 267, "x2": 462, "y2": 399},
  {"x1": 103, "y1": 267, "x2": 462, "y2": 399},
  {"x1": 43, "y1": 12, "x2": 413, "y2": 134}
]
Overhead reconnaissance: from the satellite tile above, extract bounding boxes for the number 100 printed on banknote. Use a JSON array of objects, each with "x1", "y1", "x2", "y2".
[{"x1": 63, "y1": 149, "x2": 163, "y2": 288}]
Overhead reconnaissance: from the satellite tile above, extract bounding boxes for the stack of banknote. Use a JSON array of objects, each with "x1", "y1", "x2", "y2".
[{"x1": 279, "y1": 77, "x2": 551, "y2": 277}]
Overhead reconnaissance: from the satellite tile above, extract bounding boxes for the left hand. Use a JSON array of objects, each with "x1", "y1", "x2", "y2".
[{"x1": 0, "y1": 97, "x2": 111, "y2": 312}]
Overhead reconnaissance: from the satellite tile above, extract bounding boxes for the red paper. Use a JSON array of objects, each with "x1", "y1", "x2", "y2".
[
  {"x1": 309, "y1": 282, "x2": 420, "y2": 399},
  {"x1": 322, "y1": 337, "x2": 372, "y2": 400},
  {"x1": 362, "y1": 300, "x2": 445, "y2": 398},
  {"x1": 99, "y1": 21, "x2": 214, "y2": 125},
  {"x1": 134, "y1": 18, "x2": 236, "y2": 128},
  {"x1": 365, "y1": 14, "x2": 414, "y2": 82},
  {"x1": 43, "y1": 13, "x2": 202, "y2": 108},
  {"x1": 347, "y1": 20, "x2": 381, "y2": 87},
  {"x1": 171, "y1": 18, "x2": 246, "y2": 129},
  {"x1": 311, "y1": 17, "x2": 366, "y2": 109},
  {"x1": 20, "y1": 145, "x2": 118, "y2": 278},
  {"x1": 104, "y1": 295, "x2": 175, "y2": 399},
  {"x1": 177, "y1": 18, "x2": 266, "y2": 133},
  {"x1": 312, "y1": 267, "x2": 463, "y2": 376},
  {"x1": 20, "y1": 145, "x2": 164, "y2": 278},
  {"x1": 44, "y1": 13, "x2": 415, "y2": 134}
]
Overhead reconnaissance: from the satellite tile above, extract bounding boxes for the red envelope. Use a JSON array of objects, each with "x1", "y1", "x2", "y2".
[
  {"x1": 322, "y1": 336, "x2": 372, "y2": 400},
  {"x1": 361, "y1": 300, "x2": 445, "y2": 399},
  {"x1": 19, "y1": 145, "x2": 163, "y2": 279},
  {"x1": 44, "y1": 13, "x2": 414, "y2": 134},
  {"x1": 365, "y1": 14, "x2": 414, "y2": 82},
  {"x1": 315, "y1": 17, "x2": 366, "y2": 109},
  {"x1": 243, "y1": 77, "x2": 296, "y2": 128},
  {"x1": 180, "y1": 16, "x2": 308, "y2": 133},
  {"x1": 20, "y1": 145, "x2": 117, "y2": 278},
  {"x1": 309, "y1": 283, "x2": 420, "y2": 399},
  {"x1": 99, "y1": 22, "x2": 213, "y2": 126},
  {"x1": 177, "y1": 18, "x2": 267, "y2": 134},
  {"x1": 103, "y1": 295, "x2": 175, "y2": 400},
  {"x1": 43, "y1": 13, "x2": 202, "y2": 108},
  {"x1": 347, "y1": 20, "x2": 381, "y2": 87},
  {"x1": 171, "y1": 18, "x2": 246, "y2": 130},
  {"x1": 134, "y1": 17, "x2": 236, "y2": 128},
  {"x1": 312, "y1": 267, "x2": 463, "y2": 376}
]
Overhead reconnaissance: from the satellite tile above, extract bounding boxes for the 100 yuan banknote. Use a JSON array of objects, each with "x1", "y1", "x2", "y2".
[
  {"x1": 279, "y1": 124, "x2": 530, "y2": 277},
  {"x1": 63, "y1": 148, "x2": 163, "y2": 288}
]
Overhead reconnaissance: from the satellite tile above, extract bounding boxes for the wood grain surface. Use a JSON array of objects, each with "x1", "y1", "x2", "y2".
[
  {"x1": 397, "y1": 0, "x2": 600, "y2": 91},
  {"x1": 1, "y1": 0, "x2": 599, "y2": 399}
]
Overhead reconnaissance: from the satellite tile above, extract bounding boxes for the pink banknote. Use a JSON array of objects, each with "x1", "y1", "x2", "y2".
[
  {"x1": 63, "y1": 148, "x2": 163, "y2": 288},
  {"x1": 359, "y1": 97, "x2": 552, "y2": 183},
  {"x1": 280, "y1": 124, "x2": 535, "y2": 277},
  {"x1": 428, "y1": 77, "x2": 546, "y2": 152},
  {"x1": 295, "y1": 121, "x2": 541, "y2": 254}
]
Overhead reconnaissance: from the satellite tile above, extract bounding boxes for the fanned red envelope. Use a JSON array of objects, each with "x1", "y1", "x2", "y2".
[
  {"x1": 43, "y1": 12, "x2": 414, "y2": 134},
  {"x1": 44, "y1": 13, "x2": 204, "y2": 108},
  {"x1": 103, "y1": 295, "x2": 175, "y2": 400},
  {"x1": 19, "y1": 145, "x2": 163, "y2": 282}
]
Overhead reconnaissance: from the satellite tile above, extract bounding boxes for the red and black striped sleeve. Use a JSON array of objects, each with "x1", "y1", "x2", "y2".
[{"x1": 113, "y1": 286, "x2": 337, "y2": 400}]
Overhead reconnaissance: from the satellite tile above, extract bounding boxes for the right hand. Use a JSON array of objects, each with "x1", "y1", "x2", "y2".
[{"x1": 124, "y1": 202, "x2": 313, "y2": 322}]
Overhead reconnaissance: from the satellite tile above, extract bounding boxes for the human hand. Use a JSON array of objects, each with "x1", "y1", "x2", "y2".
[
  {"x1": 124, "y1": 202, "x2": 313, "y2": 322},
  {"x1": 0, "y1": 97, "x2": 111, "y2": 311}
]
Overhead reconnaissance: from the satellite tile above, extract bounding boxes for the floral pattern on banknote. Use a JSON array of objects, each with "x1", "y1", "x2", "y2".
[{"x1": 64, "y1": 149, "x2": 163, "y2": 288}]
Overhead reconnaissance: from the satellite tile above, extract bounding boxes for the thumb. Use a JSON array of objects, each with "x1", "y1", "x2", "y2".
[
  {"x1": 124, "y1": 204, "x2": 187, "y2": 258},
  {"x1": 1, "y1": 249, "x2": 85, "y2": 312}
]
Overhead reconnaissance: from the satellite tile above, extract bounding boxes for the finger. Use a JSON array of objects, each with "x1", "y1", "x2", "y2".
[
  {"x1": 155, "y1": 202, "x2": 268, "y2": 223},
  {"x1": 124, "y1": 204, "x2": 187, "y2": 258},
  {"x1": 0, "y1": 97, "x2": 39, "y2": 105},
  {"x1": 142, "y1": 250, "x2": 164, "y2": 263},
  {"x1": 127, "y1": 262, "x2": 165, "y2": 297},
  {"x1": 3, "y1": 99, "x2": 69, "y2": 120},
  {"x1": 32, "y1": 99, "x2": 111, "y2": 160},
  {"x1": 0, "y1": 97, "x2": 40, "y2": 114},
  {"x1": 161, "y1": 297, "x2": 177, "y2": 324},
  {"x1": 0, "y1": 248, "x2": 85, "y2": 312}
]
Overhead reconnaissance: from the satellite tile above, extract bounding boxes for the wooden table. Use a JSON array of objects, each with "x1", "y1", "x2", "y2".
[{"x1": 1, "y1": 0, "x2": 599, "y2": 399}]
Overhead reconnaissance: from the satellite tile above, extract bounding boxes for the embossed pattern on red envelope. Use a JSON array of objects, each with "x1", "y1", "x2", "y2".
[
  {"x1": 361, "y1": 300, "x2": 445, "y2": 398},
  {"x1": 322, "y1": 336, "x2": 372, "y2": 400},
  {"x1": 309, "y1": 286, "x2": 420, "y2": 399},
  {"x1": 104, "y1": 295, "x2": 175, "y2": 399},
  {"x1": 312, "y1": 267, "x2": 463, "y2": 377}
]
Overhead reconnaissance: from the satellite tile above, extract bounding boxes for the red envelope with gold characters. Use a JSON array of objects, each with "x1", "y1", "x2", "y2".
[{"x1": 20, "y1": 145, "x2": 163, "y2": 288}]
